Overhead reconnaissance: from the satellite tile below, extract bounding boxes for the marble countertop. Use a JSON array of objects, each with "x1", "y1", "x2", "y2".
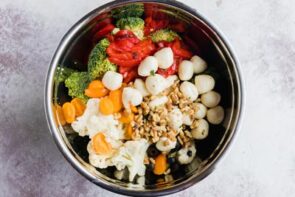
[{"x1": 1, "y1": 0, "x2": 294, "y2": 196}]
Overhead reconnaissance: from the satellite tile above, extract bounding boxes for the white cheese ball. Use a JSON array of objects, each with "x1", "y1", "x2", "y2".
[
  {"x1": 138, "y1": 56, "x2": 158, "y2": 77},
  {"x1": 201, "y1": 91, "x2": 221, "y2": 108},
  {"x1": 194, "y1": 74, "x2": 215, "y2": 94},
  {"x1": 180, "y1": 81, "x2": 199, "y2": 101},
  {"x1": 165, "y1": 75, "x2": 178, "y2": 89},
  {"x1": 149, "y1": 96, "x2": 168, "y2": 109},
  {"x1": 156, "y1": 137, "x2": 177, "y2": 152},
  {"x1": 145, "y1": 74, "x2": 167, "y2": 95},
  {"x1": 134, "y1": 78, "x2": 150, "y2": 97},
  {"x1": 177, "y1": 144, "x2": 196, "y2": 165},
  {"x1": 154, "y1": 47, "x2": 174, "y2": 69},
  {"x1": 122, "y1": 87, "x2": 143, "y2": 109},
  {"x1": 102, "y1": 71, "x2": 123, "y2": 90},
  {"x1": 191, "y1": 55, "x2": 207, "y2": 73},
  {"x1": 192, "y1": 119, "x2": 209, "y2": 140},
  {"x1": 182, "y1": 114, "x2": 192, "y2": 126},
  {"x1": 207, "y1": 106, "x2": 224, "y2": 125},
  {"x1": 178, "y1": 60, "x2": 194, "y2": 80},
  {"x1": 168, "y1": 107, "x2": 183, "y2": 131},
  {"x1": 194, "y1": 103, "x2": 207, "y2": 119}
]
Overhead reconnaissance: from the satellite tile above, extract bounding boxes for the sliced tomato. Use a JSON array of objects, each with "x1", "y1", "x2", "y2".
[{"x1": 144, "y1": 17, "x2": 169, "y2": 35}]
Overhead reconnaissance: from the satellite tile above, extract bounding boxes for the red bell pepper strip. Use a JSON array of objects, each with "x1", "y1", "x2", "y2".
[
  {"x1": 172, "y1": 39, "x2": 193, "y2": 59},
  {"x1": 93, "y1": 24, "x2": 115, "y2": 43}
]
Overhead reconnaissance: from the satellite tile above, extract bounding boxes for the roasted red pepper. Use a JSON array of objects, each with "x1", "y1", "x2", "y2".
[
  {"x1": 172, "y1": 39, "x2": 193, "y2": 59},
  {"x1": 93, "y1": 24, "x2": 115, "y2": 43}
]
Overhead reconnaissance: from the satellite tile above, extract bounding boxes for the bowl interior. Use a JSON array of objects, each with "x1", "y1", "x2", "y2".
[{"x1": 49, "y1": 0, "x2": 241, "y2": 194}]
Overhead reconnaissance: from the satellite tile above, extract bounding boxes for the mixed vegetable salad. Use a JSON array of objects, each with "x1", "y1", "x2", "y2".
[{"x1": 54, "y1": 4, "x2": 225, "y2": 185}]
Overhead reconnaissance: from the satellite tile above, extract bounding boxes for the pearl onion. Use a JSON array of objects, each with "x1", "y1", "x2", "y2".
[
  {"x1": 178, "y1": 60, "x2": 194, "y2": 80},
  {"x1": 154, "y1": 47, "x2": 174, "y2": 69},
  {"x1": 102, "y1": 71, "x2": 123, "y2": 90},
  {"x1": 134, "y1": 78, "x2": 150, "y2": 97},
  {"x1": 149, "y1": 96, "x2": 168, "y2": 109},
  {"x1": 194, "y1": 103, "x2": 207, "y2": 119},
  {"x1": 180, "y1": 81, "x2": 199, "y2": 101},
  {"x1": 145, "y1": 74, "x2": 167, "y2": 95},
  {"x1": 191, "y1": 55, "x2": 207, "y2": 73},
  {"x1": 156, "y1": 137, "x2": 177, "y2": 152},
  {"x1": 201, "y1": 91, "x2": 221, "y2": 108},
  {"x1": 137, "y1": 56, "x2": 158, "y2": 77},
  {"x1": 192, "y1": 119, "x2": 209, "y2": 140},
  {"x1": 194, "y1": 74, "x2": 215, "y2": 94},
  {"x1": 177, "y1": 144, "x2": 196, "y2": 164},
  {"x1": 168, "y1": 107, "x2": 183, "y2": 131},
  {"x1": 122, "y1": 87, "x2": 143, "y2": 109},
  {"x1": 207, "y1": 106, "x2": 224, "y2": 125}
]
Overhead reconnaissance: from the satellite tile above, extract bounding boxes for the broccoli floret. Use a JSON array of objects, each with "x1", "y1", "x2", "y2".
[
  {"x1": 54, "y1": 66, "x2": 75, "y2": 83},
  {"x1": 116, "y1": 17, "x2": 145, "y2": 39},
  {"x1": 88, "y1": 38, "x2": 117, "y2": 80},
  {"x1": 65, "y1": 72, "x2": 90, "y2": 102},
  {"x1": 150, "y1": 29, "x2": 179, "y2": 42},
  {"x1": 112, "y1": 4, "x2": 144, "y2": 19}
]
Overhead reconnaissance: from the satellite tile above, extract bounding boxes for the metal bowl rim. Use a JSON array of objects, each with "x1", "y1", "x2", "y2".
[{"x1": 44, "y1": 0, "x2": 245, "y2": 196}]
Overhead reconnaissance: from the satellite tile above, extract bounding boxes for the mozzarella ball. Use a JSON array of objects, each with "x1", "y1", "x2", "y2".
[
  {"x1": 102, "y1": 71, "x2": 123, "y2": 90},
  {"x1": 194, "y1": 74, "x2": 215, "y2": 94},
  {"x1": 145, "y1": 74, "x2": 167, "y2": 95},
  {"x1": 194, "y1": 103, "x2": 207, "y2": 119},
  {"x1": 156, "y1": 137, "x2": 177, "y2": 152},
  {"x1": 134, "y1": 78, "x2": 150, "y2": 97},
  {"x1": 177, "y1": 144, "x2": 196, "y2": 165},
  {"x1": 207, "y1": 106, "x2": 224, "y2": 125},
  {"x1": 180, "y1": 81, "x2": 199, "y2": 101},
  {"x1": 192, "y1": 119, "x2": 209, "y2": 140},
  {"x1": 201, "y1": 91, "x2": 221, "y2": 108},
  {"x1": 182, "y1": 114, "x2": 192, "y2": 126},
  {"x1": 138, "y1": 56, "x2": 158, "y2": 76},
  {"x1": 154, "y1": 47, "x2": 174, "y2": 69},
  {"x1": 165, "y1": 75, "x2": 178, "y2": 89},
  {"x1": 191, "y1": 55, "x2": 207, "y2": 73},
  {"x1": 122, "y1": 87, "x2": 143, "y2": 109},
  {"x1": 168, "y1": 107, "x2": 183, "y2": 131},
  {"x1": 149, "y1": 96, "x2": 168, "y2": 109},
  {"x1": 178, "y1": 60, "x2": 194, "y2": 80}
]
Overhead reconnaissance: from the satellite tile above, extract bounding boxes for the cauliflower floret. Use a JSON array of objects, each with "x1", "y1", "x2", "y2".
[
  {"x1": 71, "y1": 98, "x2": 125, "y2": 140},
  {"x1": 111, "y1": 139, "x2": 149, "y2": 181},
  {"x1": 87, "y1": 142, "x2": 113, "y2": 168},
  {"x1": 71, "y1": 99, "x2": 100, "y2": 136}
]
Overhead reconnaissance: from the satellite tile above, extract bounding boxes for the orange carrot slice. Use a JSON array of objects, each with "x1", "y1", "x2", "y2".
[
  {"x1": 119, "y1": 110, "x2": 134, "y2": 123},
  {"x1": 125, "y1": 124, "x2": 133, "y2": 139},
  {"x1": 55, "y1": 104, "x2": 66, "y2": 126},
  {"x1": 85, "y1": 80, "x2": 109, "y2": 98},
  {"x1": 153, "y1": 154, "x2": 167, "y2": 175},
  {"x1": 62, "y1": 102, "x2": 76, "y2": 123},
  {"x1": 109, "y1": 89, "x2": 123, "y2": 113},
  {"x1": 92, "y1": 132, "x2": 112, "y2": 155},
  {"x1": 71, "y1": 98, "x2": 86, "y2": 117},
  {"x1": 99, "y1": 97, "x2": 114, "y2": 115}
]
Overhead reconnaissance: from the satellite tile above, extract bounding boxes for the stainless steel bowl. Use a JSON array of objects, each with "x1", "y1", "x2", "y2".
[{"x1": 45, "y1": 0, "x2": 244, "y2": 196}]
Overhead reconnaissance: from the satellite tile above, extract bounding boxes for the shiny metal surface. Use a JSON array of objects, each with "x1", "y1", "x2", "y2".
[{"x1": 45, "y1": 0, "x2": 244, "y2": 196}]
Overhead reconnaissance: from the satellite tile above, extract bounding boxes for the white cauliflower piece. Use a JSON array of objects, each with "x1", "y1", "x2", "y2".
[{"x1": 111, "y1": 139, "x2": 149, "y2": 181}]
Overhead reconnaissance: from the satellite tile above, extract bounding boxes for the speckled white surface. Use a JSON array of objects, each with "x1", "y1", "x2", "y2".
[{"x1": 0, "y1": 0, "x2": 295, "y2": 196}]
